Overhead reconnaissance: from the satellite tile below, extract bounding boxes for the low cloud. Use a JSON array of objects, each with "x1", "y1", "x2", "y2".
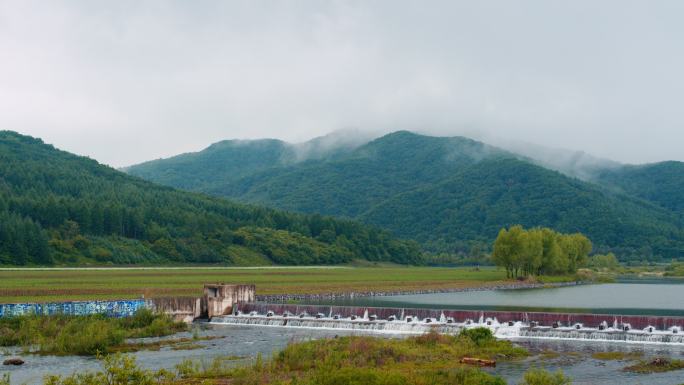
[{"x1": 1, "y1": 1, "x2": 682, "y2": 167}]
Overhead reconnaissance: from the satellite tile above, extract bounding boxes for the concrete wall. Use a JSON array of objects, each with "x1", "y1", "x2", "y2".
[
  {"x1": 147, "y1": 297, "x2": 202, "y2": 323},
  {"x1": 0, "y1": 284, "x2": 256, "y2": 323},
  {"x1": 204, "y1": 284, "x2": 255, "y2": 318},
  {"x1": 0, "y1": 299, "x2": 146, "y2": 318}
]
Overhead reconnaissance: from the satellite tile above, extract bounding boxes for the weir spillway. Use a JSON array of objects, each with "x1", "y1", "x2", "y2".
[{"x1": 210, "y1": 302, "x2": 684, "y2": 344}]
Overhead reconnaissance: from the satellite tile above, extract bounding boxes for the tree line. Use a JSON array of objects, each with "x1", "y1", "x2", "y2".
[{"x1": 492, "y1": 225, "x2": 592, "y2": 278}]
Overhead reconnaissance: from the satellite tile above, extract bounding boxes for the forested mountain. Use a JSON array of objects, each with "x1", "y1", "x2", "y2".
[
  {"x1": 123, "y1": 129, "x2": 369, "y2": 192},
  {"x1": 130, "y1": 132, "x2": 509, "y2": 218},
  {"x1": 361, "y1": 159, "x2": 684, "y2": 259},
  {"x1": 0, "y1": 131, "x2": 421, "y2": 266},
  {"x1": 127, "y1": 131, "x2": 684, "y2": 261},
  {"x1": 593, "y1": 161, "x2": 684, "y2": 215}
]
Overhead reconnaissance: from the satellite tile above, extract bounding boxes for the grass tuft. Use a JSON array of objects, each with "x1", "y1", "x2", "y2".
[
  {"x1": 623, "y1": 357, "x2": 684, "y2": 373},
  {"x1": 591, "y1": 351, "x2": 643, "y2": 361}
]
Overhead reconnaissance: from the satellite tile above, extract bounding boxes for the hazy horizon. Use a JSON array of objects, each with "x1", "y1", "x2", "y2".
[{"x1": 2, "y1": 1, "x2": 683, "y2": 167}]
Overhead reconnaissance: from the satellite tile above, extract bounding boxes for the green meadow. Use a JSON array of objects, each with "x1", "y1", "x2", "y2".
[{"x1": 0, "y1": 266, "x2": 542, "y2": 303}]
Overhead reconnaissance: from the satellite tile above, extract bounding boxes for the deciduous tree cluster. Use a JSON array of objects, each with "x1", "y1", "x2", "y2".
[{"x1": 492, "y1": 225, "x2": 592, "y2": 278}]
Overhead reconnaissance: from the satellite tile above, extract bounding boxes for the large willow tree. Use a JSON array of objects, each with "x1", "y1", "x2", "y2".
[{"x1": 492, "y1": 225, "x2": 592, "y2": 278}]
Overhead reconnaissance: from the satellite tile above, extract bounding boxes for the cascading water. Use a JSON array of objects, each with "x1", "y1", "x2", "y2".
[
  {"x1": 210, "y1": 303, "x2": 684, "y2": 345},
  {"x1": 213, "y1": 314, "x2": 465, "y2": 334},
  {"x1": 519, "y1": 326, "x2": 684, "y2": 344}
]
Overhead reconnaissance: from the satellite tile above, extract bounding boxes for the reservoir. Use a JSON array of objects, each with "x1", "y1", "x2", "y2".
[{"x1": 302, "y1": 281, "x2": 684, "y2": 316}]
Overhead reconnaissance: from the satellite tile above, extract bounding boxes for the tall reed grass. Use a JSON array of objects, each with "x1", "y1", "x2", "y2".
[{"x1": 0, "y1": 308, "x2": 186, "y2": 355}]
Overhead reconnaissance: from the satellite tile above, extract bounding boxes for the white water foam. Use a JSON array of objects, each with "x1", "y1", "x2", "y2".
[{"x1": 211, "y1": 314, "x2": 684, "y2": 345}]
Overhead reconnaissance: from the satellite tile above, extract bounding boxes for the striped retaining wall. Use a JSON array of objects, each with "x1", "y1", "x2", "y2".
[{"x1": 0, "y1": 299, "x2": 147, "y2": 318}]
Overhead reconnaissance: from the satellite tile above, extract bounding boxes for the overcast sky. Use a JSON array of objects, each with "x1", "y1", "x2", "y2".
[{"x1": 1, "y1": 1, "x2": 683, "y2": 167}]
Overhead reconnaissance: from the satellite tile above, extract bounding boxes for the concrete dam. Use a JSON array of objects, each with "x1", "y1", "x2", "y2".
[
  {"x1": 3, "y1": 283, "x2": 683, "y2": 344},
  {"x1": 211, "y1": 301, "x2": 684, "y2": 345},
  {"x1": 0, "y1": 284, "x2": 255, "y2": 323}
]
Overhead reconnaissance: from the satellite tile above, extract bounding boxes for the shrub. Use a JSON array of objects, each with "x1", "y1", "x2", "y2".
[
  {"x1": 460, "y1": 327, "x2": 494, "y2": 346},
  {"x1": 519, "y1": 368, "x2": 571, "y2": 385},
  {"x1": 305, "y1": 367, "x2": 409, "y2": 385},
  {"x1": 43, "y1": 354, "x2": 171, "y2": 385},
  {"x1": 47, "y1": 318, "x2": 126, "y2": 355}
]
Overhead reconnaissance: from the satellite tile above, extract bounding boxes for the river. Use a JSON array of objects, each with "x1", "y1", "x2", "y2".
[{"x1": 2, "y1": 278, "x2": 684, "y2": 384}]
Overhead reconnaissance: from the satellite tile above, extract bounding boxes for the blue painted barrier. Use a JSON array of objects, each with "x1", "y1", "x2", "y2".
[{"x1": 0, "y1": 299, "x2": 148, "y2": 318}]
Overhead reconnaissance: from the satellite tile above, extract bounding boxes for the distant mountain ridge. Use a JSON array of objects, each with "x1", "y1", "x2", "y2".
[
  {"x1": 0, "y1": 131, "x2": 420, "y2": 266},
  {"x1": 123, "y1": 129, "x2": 371, "y2": 192},
  {"x1": 126, "y1": 130, "x2": 684, "y2": 261},
  {"x1": 593, "y1": 161, "x2": 684, "y2": 215}
]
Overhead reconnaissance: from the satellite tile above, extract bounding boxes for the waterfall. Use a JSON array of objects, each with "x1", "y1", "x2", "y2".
[
  {"x1": 213, "y1": 313, "x2": 684, "y2": 344},
  {"x1": 212, "y1": 314, "x2": 465, "y2": 334},
  {"x1": 226, "y1": 303, "x2": 684, "y2": 344},
  {"x1": 519, "y1": 327, "x2": 684, "y2": 344}
]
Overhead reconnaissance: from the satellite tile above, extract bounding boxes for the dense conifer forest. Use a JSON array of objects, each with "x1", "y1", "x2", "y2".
[{"x1": 0, "y1": 131, "x2": 421, "y2": 266}]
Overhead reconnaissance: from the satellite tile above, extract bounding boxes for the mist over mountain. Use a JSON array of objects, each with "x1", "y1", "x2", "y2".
[
  {"x1": 122, "y1": 129, "x2": 373, "y2": 192},
  {"x1": 485, "y1": 139, "x2": 622, "y2": 181},
  {"x1": 126, "y1": 131, "x2": 684, "y2": 261},
  {"x1": 0, "y1": 131, "x2": 420, "y2": 266}
]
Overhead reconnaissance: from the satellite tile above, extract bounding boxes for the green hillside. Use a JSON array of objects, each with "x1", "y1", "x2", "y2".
[
  {"x1": 361, "y1": 159, "x2": 684, "y2": 259},
  {"x1": 594, "y1": 161, "x2": 684, "y2": 214},
  {"x1": 197, "y1": 132, "x2": 507, "y2": 218},
  {"x1": 124, "y1": 139, "x2": 293, "y2": 190},
  {"x1": 126, "y1": 131, "x2": 684, "y2": 261},
  {"x1": 0, "y1": 131, "x2": 421, "y2": 266},
  {"x1": 123, "y1": 130, "x2": 368, "y2": 192}
]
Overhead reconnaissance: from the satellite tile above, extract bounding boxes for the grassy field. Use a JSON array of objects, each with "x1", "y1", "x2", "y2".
[{"x1": 0, "y1": 266, "x2": 572, "y2": 304}]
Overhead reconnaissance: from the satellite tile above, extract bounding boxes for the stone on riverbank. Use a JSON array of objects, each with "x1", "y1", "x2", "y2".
[{"x1": 3, "y1": 357, "x2": 24, "y2": 365}]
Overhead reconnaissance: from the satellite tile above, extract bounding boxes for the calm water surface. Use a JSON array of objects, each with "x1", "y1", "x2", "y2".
[{"x1": 305, "y1": 282, "x2": 684, "y2": 316}]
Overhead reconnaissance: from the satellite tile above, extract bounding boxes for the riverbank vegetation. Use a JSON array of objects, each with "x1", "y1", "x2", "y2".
[
  {"x1": 579, "y1": 258, "x2": 684, "y2": 280},
  {"x1": 0, "y1": 309, "x2": 186, "y2": 355},
  {"x1": 623, "y1": 357, "x2": 684, "y2": 373},
  {"x1": 33, "y1": 329, "x2": 575, "y2": 385},
  {"x1": 591, "y1": 351, "x2": 644, "y2": 361},
  {"x1": 665, "y1": 261, "x2": 684, "y2": 277},
  {"x1": 590, "y1": 351, "x2": 684, "y2": 375},
  {"x1": 492, "y1": 226, "x2": 592, "y2": 278}
]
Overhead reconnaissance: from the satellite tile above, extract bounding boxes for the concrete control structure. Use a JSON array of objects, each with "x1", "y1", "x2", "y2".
[
  {"x1": 204, "y1": 284, "x2": 255, "y2": 319},
  {"x1": 0, "y1": 283, "x2": 256, "y2": 324},
  {"x1": 151, "y1": 284, "x2": 255, "y2": 323}
]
